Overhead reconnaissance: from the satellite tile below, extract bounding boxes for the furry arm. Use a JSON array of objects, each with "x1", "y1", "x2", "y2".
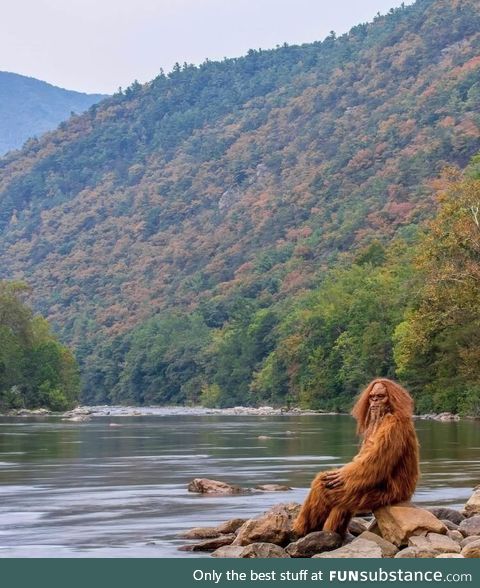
[{"x1": 340, "y1": 414, "x2": 405, "y2": 490}]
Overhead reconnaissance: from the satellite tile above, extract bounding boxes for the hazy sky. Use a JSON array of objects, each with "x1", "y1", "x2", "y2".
[{"x1": 2, "y1": 0, "x2": 414, "y2": 94}]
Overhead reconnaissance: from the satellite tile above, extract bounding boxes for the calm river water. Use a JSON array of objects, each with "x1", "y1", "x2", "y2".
[{"x1": 0, "y1": 412, "x2": 479, "y2": 557}]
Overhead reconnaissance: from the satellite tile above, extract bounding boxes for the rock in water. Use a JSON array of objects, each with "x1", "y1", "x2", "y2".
[
  {"x1": 180, "y1": 527, "x2": 221, "y2": 539},
  {"x1": 178, "y1": 534, "x2": 236, "y2": 552},
  {"x1": 187, "y1": 478, "x2": 245, "y2": 494},
  {"x1": 285, "y1": 531, "x2": 342, "y2": 557},
  {"x1": 374, "y1": 503, "x2": 447, "y2": 546},
  {"x1": 255, "y1": 484, "x2": 292, "y2": 492},
  {"x1": 313, "y1": 538, "x2": 382, "y2": 558}
]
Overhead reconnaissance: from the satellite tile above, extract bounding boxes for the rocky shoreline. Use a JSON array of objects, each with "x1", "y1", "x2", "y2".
[
  {"x1": 178, "y1": 480, "x2": 480, "y2": 558},
  {"x1": 0, "y1": 405, "x2": 468, "y2": 421}
]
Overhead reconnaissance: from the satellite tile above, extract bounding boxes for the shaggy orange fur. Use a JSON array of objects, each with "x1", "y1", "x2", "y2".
[{"x1": 293, "y1": 378, "x2": 420, "y2": 536}]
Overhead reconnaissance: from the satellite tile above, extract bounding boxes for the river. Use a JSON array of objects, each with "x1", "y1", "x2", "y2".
[{"x1": 0, "y1": 411, "x2": 479, "y2": 557}]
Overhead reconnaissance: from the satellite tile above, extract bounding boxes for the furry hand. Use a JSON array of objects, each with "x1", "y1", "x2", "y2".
[{"x1": 323, "y1": 470, "x2": 344, "y2": 489}]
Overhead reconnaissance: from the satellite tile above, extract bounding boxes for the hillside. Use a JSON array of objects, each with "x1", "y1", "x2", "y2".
[
  {"x1": 0, "y1": 0, "x2": 479, "y2": 407},
  {"x1": 0, "y1": 71, "x2": 106, "y2": 155}
]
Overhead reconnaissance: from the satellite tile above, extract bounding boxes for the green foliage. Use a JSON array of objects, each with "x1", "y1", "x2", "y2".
[{"x1": 0, "y1": 281, "x2": 79, "y2": 411}]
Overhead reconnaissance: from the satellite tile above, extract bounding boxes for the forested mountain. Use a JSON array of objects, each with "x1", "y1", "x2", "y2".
[
  {"x1": 0, "y1": 0, "x2": 479, "y2": 412},
  {"x1": 0, "y1": 72, "x2": 105, "y2": 155}
]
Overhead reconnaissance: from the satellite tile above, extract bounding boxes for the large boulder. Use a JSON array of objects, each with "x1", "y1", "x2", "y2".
[
  {"x1": 459, "y1": 515, "x2": 480, "y2": 537},
  {"x1": 461, "y1": 539, "x2": 480, "y2": 558},
  {"x1": 356, "y1": 531, "x2": 399, "y2": 557},
  {"x1": 187, "y1": 478, "x2": 246, "y2": 494},
  {"x1": 313, "y1": 538, "x2": 382, "y2": 558},
  {"x1": 374, "y1": 503, "x2": 447, "y2": 546},
  {"x1": 464, "y1": 490, "x2": 480, "y2": 517},
  {"x1": 285, "y1": 531, "x2": 342, "y2": 558},
  {"x1": 408, "y1": 533, "x2": 461, "y2": 554},
  {"x1": 233, "y1": 503, "x2": 300, "y2": 547},
  {"x1": 427, "y1": 507, "x2": 465, "y2": 525},
  {"x1": 240, "y1": 543, "x2": 290, "y2": 558}
]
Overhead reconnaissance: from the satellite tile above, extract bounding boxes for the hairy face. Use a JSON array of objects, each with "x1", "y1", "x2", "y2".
[{"x1": 366, "y1": 383, "x2": 390, "y2": 430}]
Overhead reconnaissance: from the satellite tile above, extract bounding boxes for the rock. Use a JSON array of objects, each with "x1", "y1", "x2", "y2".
[
  {"x1": 395, "y1": 547, "x2": 439, "y2": 558},
  {"x1": 233, "y1": 503, "x2": 300, "y2": 547},
  {"x1": 409, "y1": 533, "x2": 461, "y2": 554},
  {"x1": 313, "y1": 538, "x2": 382, "y2": 558},
  {"x1": 356, "y1": 531, "x2": 399, "y2": 557},
  {"x1": 447, "y1": 530, "x2": 464, "y2": 543},
  {"x1": 441, "y1": 520, "x2": 460, "y2": 531},
  {"x1": 240, "y1": 543, "x2": 290, "y2": 558},
  {"x1": 374, "y1": 503, "x2": 447, "y2": 546},
  {"x1": 255, "y1": 484, "x2": 292, "y2": 492},
  {"x1": 427, "y1": 507, "x2": 465, "y2": 525},
  {"x1": 462, "y1": 539, "x2": 480, "y2": 558},
  {"x1": 348, "y1": 518, "x2": 369, "y2": 536},
  {"x1": 459, "y1": 515, "x2": 480, "y2": 537},
  {"x1": 178, "y1": 534, "x2": 236, "y2": 552},
  {"x1": 437, "y1": 412, "x2": 460, "y2": 421},
  {"x1": 216, "y1": 519, "x2": 247, "y2": 534},
  {"x1": 464, "y1": 490, "x2": 480, "y2": 517},
  {"x1": 180, "y1": 527, "x2": 221, "y2": 539},
  {"x1": 460, "y1": 535, "x2": 480, "y2": 548},
  {"x1": 211, "y1": 545, "x2": 246, "y2": 558},
  {"x1": 285, "y1": 531, "x2": 342, "y2": 558},
  {"x1": 187, "y1": 478, "x2": 246, "y2": 495},
  {"x1": 436, "y1": 554, "x2": 464, "y2": 558},
  {"x1": 62, "y1": 415, "x2": 91, "y2": 422}
]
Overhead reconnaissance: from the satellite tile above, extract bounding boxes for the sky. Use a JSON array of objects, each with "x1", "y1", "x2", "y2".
[{"x1": 1, "y1": 0, "x2": 415, "y2": 95}]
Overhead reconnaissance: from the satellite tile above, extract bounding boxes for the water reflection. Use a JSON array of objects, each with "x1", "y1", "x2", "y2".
[{"x1": 0, "y1": 414, "x2": 478, "y2": 557}]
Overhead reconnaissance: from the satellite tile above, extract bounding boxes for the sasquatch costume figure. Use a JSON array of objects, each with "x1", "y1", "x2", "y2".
[{"x1": 293, "y1": 378, "x2": 420, "y2": 536}]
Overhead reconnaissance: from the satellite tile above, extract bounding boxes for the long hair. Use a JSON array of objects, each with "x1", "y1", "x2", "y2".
[{"x1": 351, "y1": 378, "x2": 414, "y2": 435}]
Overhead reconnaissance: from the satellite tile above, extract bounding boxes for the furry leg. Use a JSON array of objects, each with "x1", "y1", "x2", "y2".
[
  {"x1": 293, "y1": 474, "x2": 331, "y2": 536},
  {"x1": 323, "y1": 506, "x2": 351, "y2": 535}
]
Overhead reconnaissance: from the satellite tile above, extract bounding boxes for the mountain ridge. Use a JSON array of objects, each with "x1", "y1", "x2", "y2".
[{"x1": 0, "y1": 71, "x2": 106, "y2": 155}]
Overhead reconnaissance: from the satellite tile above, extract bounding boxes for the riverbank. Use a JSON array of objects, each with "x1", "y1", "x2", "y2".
[{"x1": 1, "y1": 405, "x2": 469, "y2": 420}]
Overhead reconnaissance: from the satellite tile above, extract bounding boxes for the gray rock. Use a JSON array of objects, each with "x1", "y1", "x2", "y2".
[
  {"x1": 187, "y1": 478, "x2": 246, "y2": 495},
  {"x1": 459, "y1": 515, "x2": 480, "y2": 537},
  {"x1": 233, "y1": 503, "x2": 300, "y2": 547},
  {"x1": 211, "y1": 545, "x2": 245, "y2": 558},
  {"x1": 427, "y1": 508, "x2": 465, "y2": 525},
  {"x1": 240, "y1": 543, "x2": 290, "y2": 558},
  {"x1": 356, "y1": 531, "x2": 399, "y2": 557},
  {"x1": 395, "y1": 547, "x2": 439, "y2": 558},
  {"x1": 285, "y1": 531, "x2": 342, "y2": 558},
  {"x1": 447, "y1": 530, "x2": 464, "y2": 543},
  {"x1": 441, "y1": 519, "x2": 459, "y2": 531},
  {"x1": 313, "y1": 538, "x2": 382, "y2": 558},
  {"x1": 409, "y1": 533, "x2": 461, "y2": 554},
  {"x1": 348, "y1": 518, "x2": 369, "y2": 536}
]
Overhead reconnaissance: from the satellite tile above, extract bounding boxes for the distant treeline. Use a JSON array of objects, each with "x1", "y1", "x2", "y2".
[
  {"x1": 82, "y1": 157, "x2": 480, "y2": 415},
  {"x1": 0, "y1": 282, "x2": 79, "y2": 411}
]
